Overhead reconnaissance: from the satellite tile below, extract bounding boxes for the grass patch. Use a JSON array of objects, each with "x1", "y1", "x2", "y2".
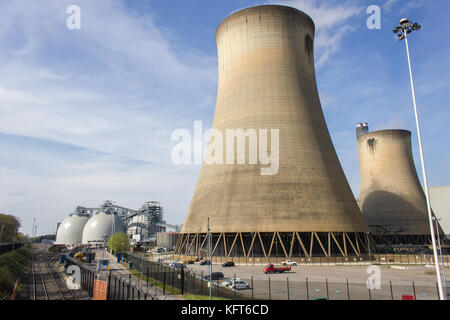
[
  {"x1": 0, "y1": 245, "x2": 31, "y2": 300},
  {"x1": 129, "y1": 268, "x2": 182, "y2": 295}
]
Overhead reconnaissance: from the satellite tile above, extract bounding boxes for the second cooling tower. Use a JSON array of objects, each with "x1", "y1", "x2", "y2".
[
  {"x1": 357, "y1": 126, "x2": 442, "y2": 244},
  {"x1": 176, "y1": 5, "x2": 369, "y2": 260}
]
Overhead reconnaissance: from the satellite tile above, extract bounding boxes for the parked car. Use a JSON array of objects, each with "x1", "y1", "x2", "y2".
[
  {"x1": 221, "y1": 278, "x2": 242, "y2": 288},
  {"x1": 222, "y1": 261, "x2": 235, "y2": 267},
  {"x1": 203, "y1": 272, "x2": 224, "y2": 281},
  {"x1": 169, "y1": 261, "x2": 185, "y2": 269},
  {"x1": 220, "y1": 278, "x2": 235, "y2": 287},
  {"x1": 229, "y1": 280, "x2": 250, "y2": 290},
  {"x1": 281, "y1": 259, "x2": 297, "y2": 266},
  {"x1": 263, "y1": 264, "x2": 291, "y2": 274},
  {"x1": 199, "y1": 260, "x2": 210, "y2": 265}
]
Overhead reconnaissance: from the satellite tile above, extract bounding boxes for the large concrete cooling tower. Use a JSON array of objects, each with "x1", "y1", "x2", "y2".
[
  {"x1": 357, "y1": 125, "x2": 443, "y2": 245},
  {"x1": 176, "y1": 5, "x2": 369, "y2": 261}
]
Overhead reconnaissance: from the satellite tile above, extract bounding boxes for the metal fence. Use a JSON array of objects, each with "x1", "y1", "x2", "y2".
[
  {"x1": 172, "y1": 253, "x2": 450, "y2": 267},
  {"x1": 124, "y1": 253, "x2": 450, "y2": 300},
  {"x1": 66, "y1": 251, "x2": 449, "y2": 300},
  {"x1": 0, "y1": 242, "x2": 24, "y2": 255},
  {"x1": 124, "y1": 252, "x2": 243, "y2": 300},
  {"x1": 227, "y1": 275, "x2": 449, "y2": 300},
  {"x1": 66, "y1": 251, "x2": 241, "y2": 300},
  {"x1": 373, "y1": 254, "x2": 449, "y2": 266},
  {"x1": 66, "y1": 256, "x2": 157, "y2": 300}
]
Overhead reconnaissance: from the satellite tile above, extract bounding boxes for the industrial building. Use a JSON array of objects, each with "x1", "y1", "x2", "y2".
[
  {"x1": 357, "y1": 124, "x2": 444, "y2": 247},
  {"x1": 429, "y1": 186, "x2": 450, "y2": 240},
  {"x1": 127, "y1": 201, "x2": 166, "y2": 243},
  {"x1": 176, "y1": 5, "x2": 370, "y2": 260},
  {"x1": 157, "y1": 232, "x2": 180, "y2": 249},
  {"x1": 55, "y1": 201, "x2": 179, "y2": 247}
]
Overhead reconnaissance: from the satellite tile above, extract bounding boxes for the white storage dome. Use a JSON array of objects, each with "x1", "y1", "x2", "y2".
[
  {"x1": 82, "y1": 211, "x2": 125, "y2": 244},
  {"x1": 55, "y1": 213, "x2": 90, "y2": 246}
]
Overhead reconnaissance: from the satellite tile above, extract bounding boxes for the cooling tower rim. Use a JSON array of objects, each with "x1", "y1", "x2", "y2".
[
  {"x1": 216, "y1": 4, "x2": 315, "y2": 37},
  {"x1": 357, "y1": 128, "x2": 411, "y2": 141}
]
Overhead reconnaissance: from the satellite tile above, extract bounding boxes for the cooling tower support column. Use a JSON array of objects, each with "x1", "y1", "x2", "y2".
[
  {"x1": 178, "y1": 5, "x2": 369, "y2": 259},
  {"x1": 175, "y1": 232, "x2": 374, "y2": 261}
]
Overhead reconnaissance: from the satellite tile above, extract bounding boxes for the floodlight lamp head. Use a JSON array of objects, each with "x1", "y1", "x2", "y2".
[
  {"x1": 412, "y1": 23, "x2": 421, "y2": 31},
  {"x1": 400, "y1": 18, "x2": 410, "y2": 25}
]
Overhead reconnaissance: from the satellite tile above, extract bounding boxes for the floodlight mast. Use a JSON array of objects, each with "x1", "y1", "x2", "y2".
[{"x1": 393, "y1": 18, "x2": 445, "y2": 300}]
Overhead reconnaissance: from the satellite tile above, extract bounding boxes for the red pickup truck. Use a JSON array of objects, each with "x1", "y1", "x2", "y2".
[{"x1": 263, "y1": 264, "x2": 291, "y2": 274}]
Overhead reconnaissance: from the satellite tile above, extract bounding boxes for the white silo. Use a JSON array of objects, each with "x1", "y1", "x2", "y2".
[
  {"x1": 55, "y1": 212, "x2": 90, "y2": 246},
  {"x1": 82, "y1": 211, "x2": 125, "y2": 244}
]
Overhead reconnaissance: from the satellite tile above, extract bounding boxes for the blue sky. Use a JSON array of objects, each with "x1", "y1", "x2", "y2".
[{"x1": 0, "y1": 0, "x2": 449, "y2": 235}]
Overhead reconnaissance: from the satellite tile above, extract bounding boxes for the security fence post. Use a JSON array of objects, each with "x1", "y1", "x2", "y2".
[
  {"x1": 181, "y1": 266, "x2": 185, "y2": 295},
  {"x1": 163, "y1": 271, "x2": 166, "y2": 295},
  {"x1": 390, "y1": 281, "x2": 394, "y2": 300},
  {"x1": 127, "y1": 274, "x2": 131, "y2": 300},
  {"x1": 346, "y1": 279, "x2": 350, "y2": 300},
  {"x1": 268, "y1": 277, "x2": 271, "y2": 300},
  {"x1": 251, "y1": 276, "x2": 254, "y2": 300},
  {"x1": 146, "y1": 266, "x2": 149, "y2": 287},
  {"x1": 114, "y1": 277, "x2": 117, "y2": 300},
  {"x1": 306, "y1": 277, "x2": 309, "y2": 300},
  {"x1": 107, "y1": 269, "x2": 111, "y2": 300},
  {"x1": 287, "y1": 277, "x2": 290, "y2": 300}
]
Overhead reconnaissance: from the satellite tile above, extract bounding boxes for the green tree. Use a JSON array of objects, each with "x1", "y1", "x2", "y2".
[
  {"x1": 107, "y1": 232, "x2": 130, "y2": 254},
  {"x1": 15, "y1": 233, "x2": 28, "y2": 243},
  {"x1": 0, "y1": 214, "x2": 21, "y2": 243}
]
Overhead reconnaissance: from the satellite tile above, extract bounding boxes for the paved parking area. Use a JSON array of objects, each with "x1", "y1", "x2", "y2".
[{"x1": 184, "y1": 263, "x2": 448, "y2": 300}]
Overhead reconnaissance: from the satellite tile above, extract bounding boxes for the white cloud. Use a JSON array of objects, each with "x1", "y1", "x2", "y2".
[
  {"x1": 383, "y1": 0, "x2": 399, "y2": 12},
  {"x1": 269, "y1": 0, "x2": 363, "y2": 67},
  {"x1": 400, "y1": 0, "x2": 425, "y2": 14},
  {"x1": 0, "y1": 0, "x2": 216, "y2": 234},
  {"x1": 0, "y1": 0, "x2": 218, "y2": 163}
]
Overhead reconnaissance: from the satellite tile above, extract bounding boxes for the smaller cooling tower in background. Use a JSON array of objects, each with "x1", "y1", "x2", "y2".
[{"x1": 357, "y1": 124, "x2": 443, "y2": 245}]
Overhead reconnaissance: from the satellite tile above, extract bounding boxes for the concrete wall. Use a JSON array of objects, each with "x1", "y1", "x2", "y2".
[
  {"x1": 358, "y1": 129, "x2": 432, "y2": 235},
  {"x1": 430, "y1": 186, "x2": 450, "y2": 238},
  {"x1": 157, "y1": 232, "x2": 179, "y2": 248},
  {"x1": 181, "y1": 5, "x2": 367, "y2": 234}
]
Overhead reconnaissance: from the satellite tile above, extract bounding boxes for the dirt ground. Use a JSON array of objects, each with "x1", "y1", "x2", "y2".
[{"x1": 184, "y1": 263, "x2": 449, "y2": 300}]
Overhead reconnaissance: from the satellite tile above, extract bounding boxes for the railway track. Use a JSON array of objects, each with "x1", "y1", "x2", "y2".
[{"x1": 28, "y1": 244, "x2": 84, "y2": 300}]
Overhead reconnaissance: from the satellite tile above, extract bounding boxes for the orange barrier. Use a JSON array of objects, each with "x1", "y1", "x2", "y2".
[{"x1": 93, "y1": 279, "x2": 108, "y2": 300}]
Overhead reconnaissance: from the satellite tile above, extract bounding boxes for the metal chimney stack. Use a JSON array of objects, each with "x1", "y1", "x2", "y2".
[{"x1": 356, "y1": 123, "x2": 369, "y2": 139}]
